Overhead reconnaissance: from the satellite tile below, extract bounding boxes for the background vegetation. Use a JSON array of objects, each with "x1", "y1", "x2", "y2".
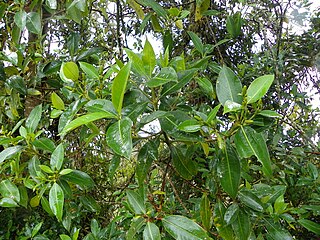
[{"x1": 0, "y1": 0, "x2": 319, "y2": 239}]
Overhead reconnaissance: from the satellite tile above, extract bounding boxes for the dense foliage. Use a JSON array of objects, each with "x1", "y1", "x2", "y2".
[{"x1": 0, "y1": 0, "x2": 319, "y2": 239}]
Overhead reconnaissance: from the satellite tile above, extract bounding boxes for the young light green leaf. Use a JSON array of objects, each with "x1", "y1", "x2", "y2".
[
  {"x1": 0, "y1": 180, "x2": 20, "y2": 203},
  {"x1": 49, "y1": 183, "x2": 64, "y2": 222},
  {"x1": 106, "y1": 117, "x2": 133, "y2": 159},
  {"x1": 147, "y1": 67, "x2": 178, "y2": 88},
  {"x1": 0, "y1": 146, "x2": 23, "y2": 164},
  {"x1": 142, "y1": 39, "x2": 156, "y2": 77},
  {"x1": 126, "y1": 190, "x2": 146, "y2": 214},
  {"x1": 26, "y1": 12, "x2": 41, "y2": 34},
  {"x1": 217, "y1": 144, "x2": 241, "y2": 199},
  {"x1": 238, "y1": 188, "x2": 264, "y2": 212},
  {"x1": 112, "y1": 61, "x2": 131, "y2": 114},
  {"x1": 258, "y1": 110, "x2": 281, "y2": 118},
  {"x1": 188, "y1": 31, "x2": 204, "y2": 55},
  {"x1": 143, "y1": 222, "x2": 161, "y2": 240},
  {"x1": 226, "y1": 12, "x2": 242, "y2": 38},
  {"x1": 234, "y1": 126, "x2": 272, "y2": 176},
  {"x1": 59, "y1": 62, "x2": 79, "y2": 83},
  {"x1": 171, "y1": 146, "x2": 197, "y2": 180},
  {"x1": 223, "y1": 100, "x2": 242, "y2": 114},
  {"x1": 162, "y1": 215, "x2": 211, "y2": 239},
  {"x1": 60, "y1": 170, "x2": 95, "y2": 189},
  {"x1": 31, "y1": 222, "x2": 43, "y2": 238},
  {"x1": 178, "y1": 119, "x2": 201, "y2": 132},
  {"x1": 51, "y1": 92, "x2": 65, "y2": 110},
  {"x1": 247, "y1": 75, "x2": 274, "y2": 104},
  {"x1": 0, "y1": 197, "x2": 19, "y2": 207},
  {"x1": 26, "y1": 104, "x2": 42, "y2": 133},
  {"x1": 60, "y1": 111, "x2": 116, "y2": 135},
  {"x1": 207, "y1": 104, "x2": 221, "y2": 123},
  {"x1": 298, "y1": 219, "x2": 320, "y2": 235},
  {"x1": 200, "y1": 193, "x2": 212, "y2": 231},
  {"x1": 124, "y1": 49, "x2": 145, "y2": 76},
  {"x1": 50, "y1": 143, "x2": 64, "y2": 171},
  {"x1": 231, "y1": 209, "x2": 251, "y2": 240},
  {"x1": 216, "y1": 66, "x2": 242, "y2": 105},
  {"x1": 79, "y1": 61, "x2": 99, "y2": 79},
  {"x1": 14, "y1": 10, "x2": 27, "y2": 29}
]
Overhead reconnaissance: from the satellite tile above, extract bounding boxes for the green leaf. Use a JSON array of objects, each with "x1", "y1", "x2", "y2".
[
  {"x1": 147, "y1": 67, "x2": 178, "y2": 88},
  {"x1": 162, "y1": 215, "x2": 211, "y2": 239},
  {"x1": 51, "y1": 92, "x2": 65, "y2": 110},
  {"x1": 238, "y1": 188, "x2": 264, "y2": 212},
  {"x1": 258, "y1": 110, "x2": 281, "y2": 118},
  {"x1": 32, "y1": 222, "x2": 43, "y2": 237},
  {"x1": 136, "y1": 0, "x2": 167, "y2": 19},
  {"x1": 7, "y1": 75, "x2": 27, "y2": 95},
  {"x1": 126, "y1": 217, "x2": 145, "y2": 240},
  {"x1": 223, "y1": 100, "x2": 242, "y2": 114},
  {"x1": 298, "y1": 219, "x2": 320, "y2": 235},
  {"x1": 106, "y1": 117, "x2": 133, "y2": 159},
  {"x1": 226, "y1": 12, "x2": 242, "y2": 38},
  {"x1": 126, "y1": 190, "x2": 146, "y2": 214},
  {"x1": 214, "y1": 200, "x2": 235, "y2": 240},
  {"x1": 231, "y1": 209, "x2": 251, "y2": 240},
  {"x1": 128, "y1": 0, "x2": 145, "y2": 19},
  {"x1": 178, "y1": 119, "x2": 201, "y2": 132},
  {"x1": 216, "y1": 66, "x2": 242, "y2": 105},
  {"x1": 200, "y1": 193, "x2": 212, "y2": 231},
  {"x1": 79, "y1": 61, "x2": 99, "y2": 79},
  {"x1": 49, "y1": 183, "x2": 64, "y2": 222},
  {"x1": 85, "y1": 99, "x2": 118, "y2": 115},
  {"x1": 26, "y1": 12, "x2": 41, "y2": 34},
  {"x1": 143, "y1": 222, "x2": 161, "y2": 240},
  {"x1": 60, "y1": 170, "x2": 95, "y2": 189},
  {"x1": 0, "y1": 146, "x2": 23, "y2": 164},
  {"x1": 264, "y1": 218, "x2": 293, "y2": 240},
  {"x1": 26, "y1": 104, "x2": 42, "y2": 133},
  {"x1": 234, "y1": 126, "x2": 272, "y2": 176},
  {"x1": 136, "y1": 141, "x2": 158, "y2": 186},
  {"x1": 80, "y1": 195, "x2": 101, "y2": 212},
  {"x1": 50, "y1": 143, "x2": 64, "y2": 171},
  {"x1": 0, "y1": 179, "x2": 20, "y2": 203},
  {"x1": 142, "y1": 39, "x2": 156, "y2": 77},
  {"x1": 18, "y1": 186, "x2": 28, "y2": 208},
  {"x1": 46, "y1": 0, "x2": 57, "y2": 9},
  {"x1": 60, "y1": 235, "x2": 72, "y2": 240},
  {"x1": 171, "y1": 146, "x2": 197, "y2": 180},
  {"x1": 32, "y1": 138, "x2": 56, "y2": 153},
  {"x1": 14, "y1": 10, "x2": 27, "y2": 29},
  {"x1": 224, "y1": 203, "x2": 239, "y2": 225},
  {"x1": 247, "y1": 75, "x2": 274, "y2": 104},
  {"x1": 207, "y1": 104, "x2": 221, "y2": 123},
  {"x1": 59, "y1": 62, "x2": 79, "y2": 83},
  {"x1": 60, "y1": 111, "x2": 116, "y2": 135},
  {"x1": 125, "y1": 49, "x2": 146, "y2": 77},
  {"x1": 0, "y1": 197, "x2": 19, "y2": 207},
  {"x1": 196, "y1": 77, "x2": 214, "y2": 97},
  {"x1": 218, "y1": 144, "x2": 241, "y2": 199},
  {"x1": 188, "y1": 31, "x2": 204, "y2": 55},
  {"x1": 112, "y1": 61, "x2": 131, "y2": 114}
]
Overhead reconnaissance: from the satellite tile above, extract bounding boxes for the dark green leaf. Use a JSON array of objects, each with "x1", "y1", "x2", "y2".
[
  {"x1": 217, "y1": 144, "x2": 241, "y2": 199},
  {"x1": 147, "y1": 67, "x2": 178, "y2": 87},
  {"x1": 142, "y1": 39, "x2": 156, "y2": 77},
  {"x1": 226, "y1": 12, "x2": 242, "y2": 38},
  {"x1": 171, "y1": 146, "x2": 197, "y2": 180},
  {"x1": 231, "y1": 209, "x2": 251, "y2": 240},
  {"x1": 264, "y1": 218, "x2": 293, "y2": 240},
  {"x1": 298, "y1": 219, "x2": 320, "y2": 235},
  {"x1": 178, "y1": 119, "x2": 201, "y2": 132},
  {"x1": 143, "y1": 222, "x2": 161, "y2": 240},
  {"x1": 234, "y1": 126, "x2": 272, "y2": 176},
  {"x1": 67, "y1": 32, "x2": 80, "y2": 57},
  {"x1": 216, "y1": 66, "x2": 242, "y2": 105},
  {"x1": 126, "y1": 190, "x2": 146, "y2": 214},
  {"x1": 188, "y1": 31, "x2": 204, "y2": 55},
  {"x1": 26, "y1": 12, "x2": 41, "y2": 34},
  {"x1": 106, "y1": 117, "x2": 133, "y2": 159},
  {"x1": 238, "y1": 188, "x2": 264, "y2": 212},
  {"x1": 50, "y1": 143, "x2": 64, "y2": 171},
  {"x1": 112, "y1": 62, "x2": 131, "y2": 114},
  {"x1": 126, "y1": 217, "x2": 145, "y2": 240},
  {"x1": 247, "y1": 75, "x2": 274, "y2": 104},
  {"x1": 196, "y1": 77, "x2": 214, "y2": 97},
  {"x1": 207, "y1": 104, "x2": 221, "y2": 123},
  {"x1": 32, "y1": 138, "x2": 56, "y2": 153},
  {"x1": 18, "y1": 186, "x2": 28, "y2": 208},
  {"x1": 7, "y1": 75, "x2": 27, "y2": 95},
  {"x1": 214, "y1": 200, "x2": 235, "y2": 240},
  {"x1": 60, "y1": 170, "x2": 95, "y2": 189},
  {"x1": 162, "y1": 215, "x2": 211, "y2": 239},
  {"x1": 49, "y1": 183, "x2": 64, "y2": 222},
  {"x1": 0, "y1": 180, "x2": 20, "y2": 203},
  {"x1": 0, "y1": 146, "x2": 23, "y2": 164},
  {"x1": 137, "y1": 0, "x2": 167, "y2": 18},
  {"x1": 85, "y1": 99, "x2": 118, "y2": 115},
  {"x1": 200, "y1": 193, "x2": 212, "y2": 231},
  {"x1": 224, "y1": 203, "x2": 239, "y2": 225},
  {"x1": 26, "y1": 104, "x2": 42, "y2": 133},
  {"x1": 80, "y1": 195, "x2": 101, "y2": 212}
]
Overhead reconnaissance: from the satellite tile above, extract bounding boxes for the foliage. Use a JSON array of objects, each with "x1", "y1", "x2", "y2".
[{"x1": 0, "y1": 0, "x2": 319, "y2": 239}]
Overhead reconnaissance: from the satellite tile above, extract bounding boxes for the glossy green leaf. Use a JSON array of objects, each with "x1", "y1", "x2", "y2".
[
  {"x1": 40, "y1": 165, "x2": 54, "y2": 174},
  {"x1": 50, "y1": 143, "x2": 64, "y2": 171},
  {"x1": 41, "y1": 197, "x2": 54, "y2": 215},
  {"x1": 32, "y1": 138, "x2": 56, "y2": 153},
  {"x1": 238, "y1": 188, "x2": 264, "y2": 212},
  {"x1": 46, "y1": 0, "x2": 57, "y2": 9},
  {"x1": 216, "y1": 66, "x2": 242, "y2": 105},
  {"x1": 223, "y1": 100, "x2": 242, "y2": 114},
  {"x1": 147, "y1": 67, "x2": 178, "y2": 88},
  {"x1": 178, "y1": 119, "x2": 201, "y2": 132},
  {"x1": 197, "y1": 77, "x2": 214, "y2": 97},
  {"x1": 142, "y1": 39, "x2": 156, "y2": 77},
  {"x1": 51, "y1": 92, "x2": 65, "y2": 110},
  {"x1": 200, "y1": 193, "x2": 212, "y2": 231},
  {"x1": 106, "y1": 117, "x2": 133, "y2": 159},
  {"x1": 85, "y1": 99, "x2": 118, "y2": 115},
  {"x1": 264, "y1": 218, "x2": 293, "y2": 240},
  {"x1": 0, "y1": 146, "x2": 23, "y2": 164},
  {"x1": 231, "y1": 209, "x2": 251, "y2": 240},
  {"x1": 59, "y1": 62, "x2": 79, "y2": 83},
  {"x1": 143, "y1": 222, "x2": 161, "y2": 240},
  {"x1": 162, "y1": 215, "x2": 211, "y2": 239},
  {"x1": 32, "y1": 222, "x2": 43, "y2": 237},
  {"x1": 14, "y1": 10, "x2": 27, "y2": 29},
  {"x1": 0, "y1": 197, "x2": 19, "y2": 207},
  {"x1": 136, "y1": 141, "x2": 158, "y2": 186},
  {"x1": 126, "y1": 190, "x2": 146, "y2": 214},
  {"x1": 67, "y1": 32, "x2": 80, "y2": 57},
  {"x1": 188, "y1": 31, "x2": 204, "y2": 55},
  {"x1": 49, "y1": 183, "x2": 64, "y2": 222},
  {"x1": 298, "y1": 219, "x2": 320, "y2": 235},
  {"x1": 213, "y1": 200, "x2": 235, "y2": 240},
  {"x1": 126, "y1": 217, "x2": 145, "y2": 240},
  {"x1": 224, "y1": 203, "x2": 239, "y2": 225},
  {"x1": 217, "y1": 144, "x2": 241, "y2": 199},
  {"x1": 60, "y1": 235, "x2": 71, "y2": 240},
  {"x1": 0, "y1": 180, "x2": 20, "y2": 203},
  {"x1": 79, "y1": 61, "x2": 99, "y2": 79},
  {"x1": 112, "y1": 61, "x2": 131, "y2": 114},
  {"x1": 125, "y1": 49, "x2": 145, "y2": 76},
  {"x1": 171, "y1": 146, "x2": 197, "y2": 180},
  {"x1": 60, "y1": 111, "x2": 116, "y2": 135},
  {"x1": 234, "y1": 126, "x2": 272, "y2": 176},
  {"x1": 26, "y1": 12, "x2": 41, "y2": 34},
  {"x1": 7, "y1": 75, "x2": 27, "y2": 95},
  {"x1": 207, "y1": 104, "x2": 221, "y2": 123},
  {"x1": 258, "y1": 110, "x2": 281, "y2": 118},
  {"x1": 137, "y1": 0, "x2": 167, "y2": 19},
  {"x1": 247, "y1": 75, "x2": 274, "y2": 104},
  {"x1": 26, "y1": 104, "x2": 42, "y2": 133},
  {"x1": 60, "y1": 170, "x2": 95, "y2": 189},
  {"x1": 274, "y1": 195, "x2": 288, "y2": 214}
]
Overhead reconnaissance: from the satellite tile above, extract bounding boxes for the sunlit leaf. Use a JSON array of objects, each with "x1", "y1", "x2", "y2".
[{"x1": 49, "y1": 183, "x2": 64, "y2": 222}]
